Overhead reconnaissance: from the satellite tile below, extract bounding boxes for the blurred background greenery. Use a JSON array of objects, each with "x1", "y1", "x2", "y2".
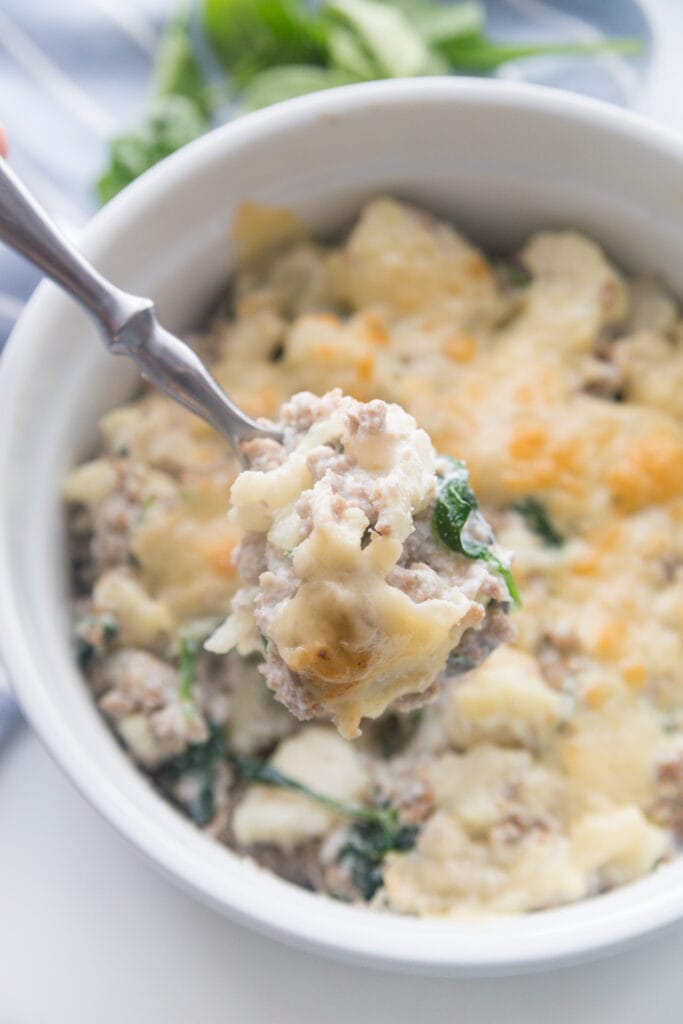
[{"x1": 97, "y1": 0, "x2": 643, "y2": 203}]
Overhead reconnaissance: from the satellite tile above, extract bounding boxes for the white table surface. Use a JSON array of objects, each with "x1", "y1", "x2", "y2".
[{"x1": 2, "y1": 727, "x2": 683, "y2": 1023}]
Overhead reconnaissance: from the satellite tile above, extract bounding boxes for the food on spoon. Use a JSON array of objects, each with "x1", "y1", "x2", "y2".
[{"x1": 206, "y1": 389, "x2": 515, "y2": 737}]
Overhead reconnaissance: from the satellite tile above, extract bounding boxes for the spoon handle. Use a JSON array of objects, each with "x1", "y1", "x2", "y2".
[
  {"x1": 0, "y1": 157, "x2": 278, "y2": 448},
  {"x1": 0, "y1": 156, "x2": 151, "y2": 336}
]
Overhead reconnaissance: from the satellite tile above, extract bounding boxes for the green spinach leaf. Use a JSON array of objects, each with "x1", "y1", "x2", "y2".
[
  {"x1": 513, "y1": 497, "x2": 564, "y2": 548},
  {"x1": 152, "y1": 10, "x2": 212, "y2": 116},
  {"x1": 178, "y1": 634, "x2": 201, "y2": 706},
  {"x1": 97, "y1": 11, "x2": 210, "y2": 203},
  {"x1": 242, "y1": 64, "x2": 357, "y2": 110},
  {"x1": 231, "y1": 747, "x2": 418, "y2": 899},
  {"x1": 161, "y1": 723, "x2": 227, "y2": 780},
  {"x1": 74, "y1": 612, "x2": 119, "y2": 668},
  {"x1": 327, "y1": 0, "x2": 433, "y2": 77},
  {"x1": 204, "y1": 0, "x2": 327, "y2": 84},
  {"x1": 230, "y1": 749, "x2": 400, "y2": 831},
  {"x1": 439, "y1": 34, "x2": 641, "y2": 72},
  {"x1": 159, "y1": 722, "x2": 412, "y2": 836},
  {"x1": 338, "y1": 816, "x2": 418, "y2": 899},
  {"x1": 498, "y1": 259, "x2": 532, "y2": 288},
  {"x1": 433, "y1": 456, "x2": 520, "y2": 604},
  {"x1": 97, "y1": 94, "x2": 207, "y2": 203},
  {"x1": 326, "y1": 24, "x2": 381, "y2": 78},
  {"x1": 373, "y1": 708, "x2": 424, "y2": 759},
  {"x1": 157, "y1": 722, "x2": 227, "y2": 826},
  {"x1": 97, "y1": 1, "x2": 643, "y2": 200},
  {"x1": 400, "y1": 1, "x2": 484, "y2": 45}
]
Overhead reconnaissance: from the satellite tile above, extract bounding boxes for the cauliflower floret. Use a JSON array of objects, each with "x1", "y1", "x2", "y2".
[
  {"x1": 328, "y1": 197, "x2": 503, "y2": 329},
  {"x1": 382, "y1": 741, "x2": 669, "y2": 916},
  {"x1": 447, "y1": 646, "x2": 567, "y2": 750},
  {"x1": 232, "y1": 726, "x2": 369, "y2": 849},
  {"x1": 92, "y1": 568, "x2": 172, "y2": 648},
  {"x1": 520, "y1": 231, "x2": 628, "y2": 352}
]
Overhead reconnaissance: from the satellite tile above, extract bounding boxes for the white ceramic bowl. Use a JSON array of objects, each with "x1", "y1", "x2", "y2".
[{"x1": 2, "y1": 79, "x2": 683, "y2": 976}]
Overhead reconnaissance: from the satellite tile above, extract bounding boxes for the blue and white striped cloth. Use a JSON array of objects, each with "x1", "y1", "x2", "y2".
[{"x1": 0, "y1": 0, "x2": 666, "y2": 744}]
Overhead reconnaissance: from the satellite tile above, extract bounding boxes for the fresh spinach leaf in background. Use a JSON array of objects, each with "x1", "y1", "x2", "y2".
[
  {"x1": 326, "y1": 0, "x2": 434, "y2": 78},
  {"x1": 242, "y1": 64, "x2": 357, "y2": 110},
  {"x1": 204, "y1": 0, "x2": 328, "y2": 85},
  {"x1": 152, "y1": 9, "x2": 213, "y2": 116},
  {"x1": 156, "y1": 721, "x2": 227, "y2": 826},
  {"x1": 97, "y1": 11, "x2": 209, "y2": 203},
  {"x1": 439, "y1": 35, "x2": 642, "y2": 72},
  {"x1": 96, "y1": 0, "x2": 643, "y2": 201},
  {"x1": 326, "y1": 24, "x2": 382, "y2": 79},
  {"x1": 97, "y1": 95, "x2": 207, "y2": 203},
  {"x1": 402, "y1": 0, "x2": 484, "y2": 45},
  {"x1": 178, "y1": 634, "x2": 201, "y2": 706}
]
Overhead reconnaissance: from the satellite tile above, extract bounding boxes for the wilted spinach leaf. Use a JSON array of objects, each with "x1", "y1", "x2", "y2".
[
  {"x1": 513, "y1": 497, "x2": 564, "y2": 548},
  {"x1": 498, "y1": 259, "x2": 532, "y2": 288},
  {"x1": 373, "y1": 708, "x2": 423, "y2": 759},
  {"x1": 74, "y1": 611, "x2": 119, "y2": 668},
  {"x1": 156, "y1": 721, "x2": 227, "y2": 827},
  {"x1": 230, "y1": 749, "x2": 401, "y2": 831},
  {"x1": 338, "y1": 815, "x2": 418, "y2": 899},
  {"x1": 178, "y1": 634, "x2": 202, "y2": 717},
  {"x1": 433, "y1": 456, "x2": 520, "y2": 605}
]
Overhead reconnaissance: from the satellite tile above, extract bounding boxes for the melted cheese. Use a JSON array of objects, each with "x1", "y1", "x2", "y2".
[{"x1": 66, "y1": 198, "x2": 683, "y2": 917}]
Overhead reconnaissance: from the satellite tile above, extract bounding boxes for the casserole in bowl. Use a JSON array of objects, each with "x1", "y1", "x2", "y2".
[{"x1": 2, "y1": 78, "x2": 683, "y2": 974}]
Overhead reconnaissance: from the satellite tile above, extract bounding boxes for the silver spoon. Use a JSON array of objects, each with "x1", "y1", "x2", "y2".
[{"x1": 0, "y1": 157, "x2": 281, "y2": 451}]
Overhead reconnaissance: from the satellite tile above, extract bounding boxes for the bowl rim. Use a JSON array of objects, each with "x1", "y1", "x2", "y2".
[{"x1": 3, "y1": 77, "x2": 683, "y2": 975}]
